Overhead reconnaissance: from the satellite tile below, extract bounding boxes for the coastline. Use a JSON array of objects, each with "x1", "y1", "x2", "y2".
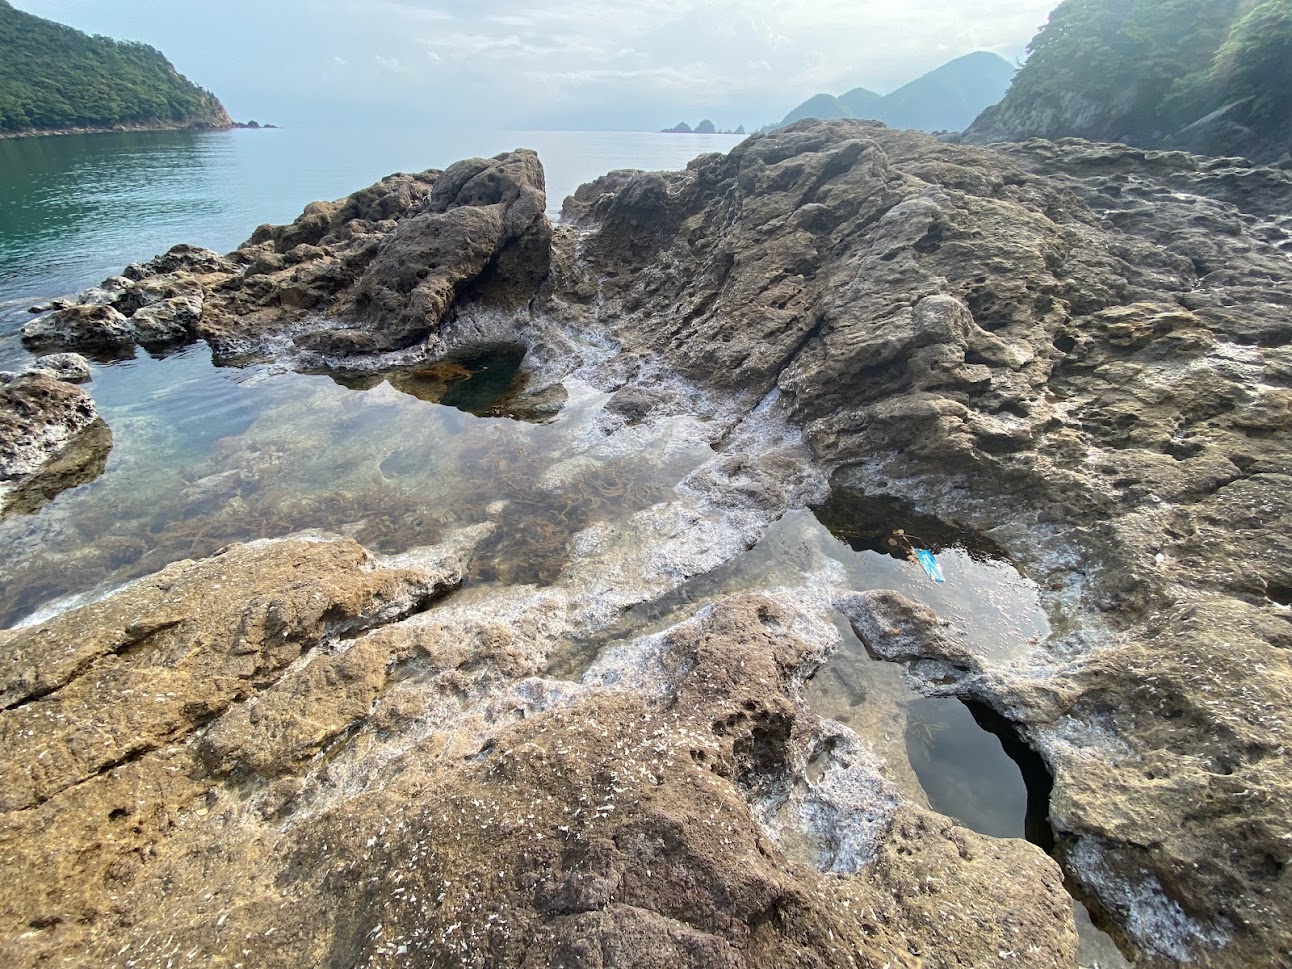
[{"x1": 0, "y1": 120, "x2": 270, "y2": 141}]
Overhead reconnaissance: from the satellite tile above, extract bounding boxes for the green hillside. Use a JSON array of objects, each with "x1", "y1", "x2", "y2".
[
  {"x1": 0, "y1": 0, "x2": 231, "y2": 134},
  {"x1": 964, "y1": 0, "x2": 1292, "y2": 156}
]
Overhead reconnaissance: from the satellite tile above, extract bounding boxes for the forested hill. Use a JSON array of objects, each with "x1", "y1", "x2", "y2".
[
  {"x1": 962, "y1": 0, "x2": 1292, "y2": 162},
  {"x1": 0, "y1": 0, "x2": 232, "y2": 135}
]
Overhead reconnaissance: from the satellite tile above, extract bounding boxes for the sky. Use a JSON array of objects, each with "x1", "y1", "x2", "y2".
[{"x1": 15, "y1": 0, "x2": 1058, "y2": 130}]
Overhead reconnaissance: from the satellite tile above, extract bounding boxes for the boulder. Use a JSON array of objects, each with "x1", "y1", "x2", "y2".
[
  {"x1": 316, "y1": 148, "x2": 552, "y2": 354},
  {"x1": 21, "y1": 303, "x2": 134, "y2": 351}
]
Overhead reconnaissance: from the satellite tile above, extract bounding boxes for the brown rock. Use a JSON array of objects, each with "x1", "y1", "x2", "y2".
[{"x1": 0, "y1": 584, "x2": 1077, "y2": 968}]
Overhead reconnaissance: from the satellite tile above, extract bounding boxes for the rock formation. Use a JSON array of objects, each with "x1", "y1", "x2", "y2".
[
  {"x1": 0, "y1": 530, "x2": 1077, "y2": 967},
  {"x1": 22, "y1": 151, "x2": 552, "y2": 365},
  {"x1": 0, "y1": 355, "x2": 109, "y2": 518},
  {"x1": 6, "y1": 120, "x2": 1292, "y2": 967},
  {"x1": 547, "y1": 121, "x2": 1292, "y2": 967}
]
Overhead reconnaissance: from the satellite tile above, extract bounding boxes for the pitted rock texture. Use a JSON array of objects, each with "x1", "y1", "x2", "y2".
[
  {"x1": 23, "y1": 150, "x2": 552, "y2": 362},
  {"x1": 549, "y1": 120, "x2": 1292, "y2": 967},
  {"x1": 0, "y1": 365, "x2": 108, "y2": 518},
  {"x1": 9, "y1": 120, "x2": 1292, "y2": 966},
  {"x1": 0, "y1": 553, "x2": 1077, "y2": 968}
]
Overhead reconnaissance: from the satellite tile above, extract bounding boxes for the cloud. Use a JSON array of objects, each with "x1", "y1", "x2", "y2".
[
  {"x1": 375, "y1": 0, "x2": 1053, "y2": 124},
  {"x1": 15, "y1": 0, "x2": 1056, "y2": 129}
]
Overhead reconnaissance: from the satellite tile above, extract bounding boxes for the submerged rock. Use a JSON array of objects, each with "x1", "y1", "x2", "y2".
[{"x1": 0, "y1": 366, "x2": 108, "y2": 519}]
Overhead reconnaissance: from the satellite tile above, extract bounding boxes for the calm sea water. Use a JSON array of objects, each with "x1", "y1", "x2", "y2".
[{"x1": 0, "y1": 126, "x2": 743, "y2": 350}]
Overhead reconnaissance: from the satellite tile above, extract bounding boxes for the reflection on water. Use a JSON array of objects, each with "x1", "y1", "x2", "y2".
[
  {"x1": 904, "y1": 694, "x2": 1133, "y2": 968},
  {"x1": 905, "y1": 697, "x2": 1049, "y2": 843},
  {"x1": 349, "y1": 344, "x2": 566, "y2": 424}
]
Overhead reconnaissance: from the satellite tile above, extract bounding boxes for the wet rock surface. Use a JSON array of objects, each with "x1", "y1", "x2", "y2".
[
  {"x1": 0, "y1": 360, "x2": 108, "y2": 519},
  {"x1": 5, "y1": 120, "x2": 1291, "y2": 967}
]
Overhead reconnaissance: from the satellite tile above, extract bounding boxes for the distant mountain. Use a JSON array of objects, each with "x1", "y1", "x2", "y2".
[
  {"x1": 0, "y1": 0, "x2": 232, "y2": 136},
  {"x1": 781, "y1": 93, "x2": 865, "y2": 126},
  {"x1": 839, "y1": 87, "x2": 886, "y2": 119},
  {"x1": 771, "y1": 52, "x2": 1017, "y2": 134}
]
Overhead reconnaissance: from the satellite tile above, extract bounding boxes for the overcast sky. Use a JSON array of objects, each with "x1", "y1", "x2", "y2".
[{"x1": 16, "y1": 0, "x2": 1056, "y2": 130}]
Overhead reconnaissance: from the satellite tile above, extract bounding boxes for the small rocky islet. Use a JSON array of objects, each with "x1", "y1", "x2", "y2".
[{"x1": 1, "y1": 120, "x2": 1290, "y2": 967}]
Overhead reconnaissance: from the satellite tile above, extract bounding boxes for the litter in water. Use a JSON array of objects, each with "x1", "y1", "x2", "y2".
[{"x1": 915, "y1": 548, "x2": 946, "y2": 584}]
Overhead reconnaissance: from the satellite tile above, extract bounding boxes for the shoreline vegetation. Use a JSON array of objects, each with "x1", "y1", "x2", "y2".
[{"x1": 0, "y1": 0, "x2": 237, "y2": 138}]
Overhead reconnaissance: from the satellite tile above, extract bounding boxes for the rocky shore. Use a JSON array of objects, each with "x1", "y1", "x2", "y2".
[{"x1": 3, "y1": 120, "x2": 1290, "y2": 967}]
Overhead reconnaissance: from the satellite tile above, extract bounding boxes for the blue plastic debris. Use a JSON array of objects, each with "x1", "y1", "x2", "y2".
[{"x1": 914, "y1": 548, "x2": 946, "y2": 584}]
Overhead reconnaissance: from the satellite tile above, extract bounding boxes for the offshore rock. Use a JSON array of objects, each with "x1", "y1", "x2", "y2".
[{"x1": 0, "y1": 366, "x2": 109, "y2": 519}]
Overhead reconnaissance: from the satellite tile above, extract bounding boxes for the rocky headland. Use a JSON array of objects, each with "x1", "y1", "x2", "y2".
[{"x1": 3, "y1": 120, "x2": 1291, "y2": 967}]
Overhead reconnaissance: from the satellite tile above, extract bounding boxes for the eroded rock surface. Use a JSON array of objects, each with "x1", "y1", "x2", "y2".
[
  {"x1": 0, "y1": 538, "x2": 1075, "y2": 968},
  {"x1": 549, "y1": 120, "x2": 1292, "y2": 967},
  {"x1": 21, "y1": 151, "x2": 552, "y2": 365},
  {"x1": 0, "y1": 360, "x2": 108, "y2": 518}
]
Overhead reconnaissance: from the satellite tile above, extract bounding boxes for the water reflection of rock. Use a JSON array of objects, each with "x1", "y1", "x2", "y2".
[{"x1": 331, "y1": 343, "x2": 571, "y2": 424}]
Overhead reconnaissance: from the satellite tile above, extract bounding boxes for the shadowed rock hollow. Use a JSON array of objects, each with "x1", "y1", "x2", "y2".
[{"x1": 4, "y1": 120, "x2": 1291, "y2": 968}]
